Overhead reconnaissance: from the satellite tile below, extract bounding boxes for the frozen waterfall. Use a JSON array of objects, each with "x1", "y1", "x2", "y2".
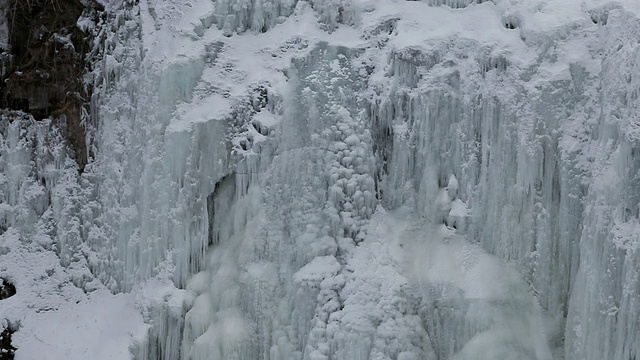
[{"x1": 1, "y1": 0, "x2": 640, "y2": 359}]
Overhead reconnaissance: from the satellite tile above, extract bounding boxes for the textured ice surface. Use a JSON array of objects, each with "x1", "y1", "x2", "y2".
[
  {"x1": 0, "y1": 114, "x2": 149, "y2": 360},
  {"x1": 3, "y1": 0, "x2": 640, "y2": 359}
]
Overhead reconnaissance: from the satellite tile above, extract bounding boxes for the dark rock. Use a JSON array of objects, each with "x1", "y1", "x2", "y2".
[
  {"x1": 0, "y1": 279, "x2": 15, "y2": 300},
  {"x1": 0, "y1": 0, "x2": 103, "y2": 170},
  {"x1": 0, "y1": 325, "x2": 15, "y2": 360}
]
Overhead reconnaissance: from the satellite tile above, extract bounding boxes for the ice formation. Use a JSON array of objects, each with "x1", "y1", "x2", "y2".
[{"x1": 1, "y1": 0, "x2": 640, "y2": 359}]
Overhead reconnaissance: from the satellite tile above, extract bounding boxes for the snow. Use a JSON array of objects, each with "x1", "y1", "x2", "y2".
[
  {"x1": 13, "y1": 291, "x2": 147, "y2": 360},
  {"x1": 293, "y1": 256, "x2": 341, "y2": 283},
  {"x1": 449, "y1": 198, "x2": 467, "y2": 217},
  {"x1": 169, "y1": 93, "x2": 231, "y2": 133},
  {"x1": 253, "y1": 110, "x2": 280, "y2": 128}
]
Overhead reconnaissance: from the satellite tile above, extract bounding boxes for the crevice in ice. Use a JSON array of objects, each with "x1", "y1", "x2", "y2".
[
  {"x1": 370, "y1": 107, "x2": 394, "y2": 200},
  {"x1": 207, "y1": 173, "x2": 237, "y2": 246}
]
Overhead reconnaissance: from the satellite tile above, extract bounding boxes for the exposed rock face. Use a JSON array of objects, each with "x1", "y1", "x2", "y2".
[
  {"x1": 0, "y1": 326, "x2": 15, "y2": 360},
  {"x1": 0, "y1": 0, "x2": 102, "y2": 169},
  {"x1": 0, "y1": 278, "x2": 15, "y2": 300}
]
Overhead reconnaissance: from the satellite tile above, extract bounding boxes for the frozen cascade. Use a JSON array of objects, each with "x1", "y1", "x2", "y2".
[{"x1": 2, "y1": 0, "x2": 640, "y2": 359}]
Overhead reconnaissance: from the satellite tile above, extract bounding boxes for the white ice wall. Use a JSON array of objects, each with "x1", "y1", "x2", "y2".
[
  {"x1": 563, "y1": 9, "x2": 640, "y2": 360},
  {"x1": 3, "y1": 0, "x2": 637, "y2": 359}
]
